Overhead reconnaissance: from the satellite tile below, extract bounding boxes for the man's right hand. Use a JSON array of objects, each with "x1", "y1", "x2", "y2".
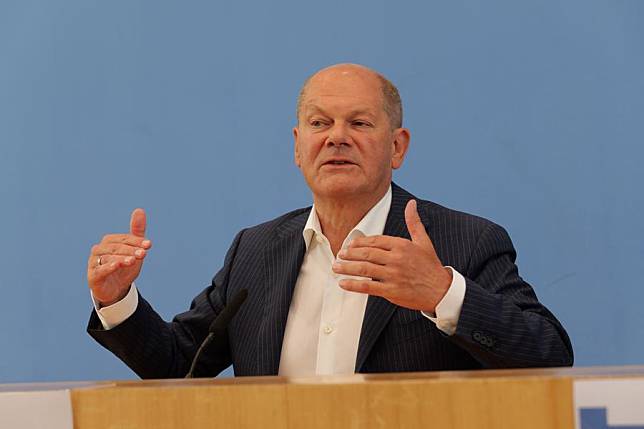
[{"x1": 87, "y1": 208, "x2": 152, "y2": 307}]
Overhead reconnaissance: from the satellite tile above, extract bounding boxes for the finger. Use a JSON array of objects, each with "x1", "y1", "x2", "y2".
[
  {"x1": 100, "y1": 234, "x2": 152, "y2": 249},
  {"x1": 97, "y1": 253, "x2": 142, "y2": 266},
  {"x1": 348, "y1": 235, "x2": 403, "y2": 251},
  {"x1": 110, "y1": 255, "x2": 138, "y2": 266},
  {"x1": 89, "y1": 260, "x2": 125, "y2": 282},
  {"x1": 404, "y1": 200, "x2": 432, "y2": 248},
  {"x1": 92, "y1": 244, "x2": 147, "y2": 259},
  {"x1": 130, "y1": 208, "x2": 146, "y2": 238},
  {"x1": 88, "y1": 254, "x2": 138, "y2": 271},
  {"x1": 332, "y1": 260, "x2": 388, "y2": 280},
  {"x1": 337, "y1": 247, "x2": 390, "y2": 265},
  {"x1": 338, "y1": 279, "x2": 388, "y2": 297}
]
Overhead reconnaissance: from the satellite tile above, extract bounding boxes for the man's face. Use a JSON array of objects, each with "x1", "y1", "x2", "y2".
[{"x1": 293, "y1": 66, "x2": 409, "y2": 201}]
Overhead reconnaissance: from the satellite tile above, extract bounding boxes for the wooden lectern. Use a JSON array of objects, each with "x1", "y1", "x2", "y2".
[{"x1": 4, "y1": 366, "x2": 644, "y2": 428}]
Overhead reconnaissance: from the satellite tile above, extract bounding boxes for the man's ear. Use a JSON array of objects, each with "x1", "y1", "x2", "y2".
[
  {"x1": 391, "y1": 128, "x2": 411, "y2": 170},
  {"x1": 293, "y1": 127, "x2": 301, "y2": 168}
]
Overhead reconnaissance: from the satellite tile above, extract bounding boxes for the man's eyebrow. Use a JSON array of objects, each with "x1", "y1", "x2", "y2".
[
  {"x1": 304, "y1": 105, "x2": 329, "y2": 117},
  {"x1": 346, "y1": 109, "x2": 377, "y2": 119},
  {"x1": 304, "y1": 105, "x2": 377, "y2": 119}
]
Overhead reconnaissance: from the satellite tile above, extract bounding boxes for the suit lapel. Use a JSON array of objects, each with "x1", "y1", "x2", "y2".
[
  {"x1": 355, "y1": 183, "x2": 416, "y2": 372},
  {"x1": 256, "y1": 210, "x2": 308, "y2": 375},
  {"x1": 254, "y1": 184, "x2": 423, "y2": 374}
]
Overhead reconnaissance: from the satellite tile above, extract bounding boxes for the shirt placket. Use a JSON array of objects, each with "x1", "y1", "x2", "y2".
[{"x1": 315, "y1": 234, "x2": 344, "y2": 375}]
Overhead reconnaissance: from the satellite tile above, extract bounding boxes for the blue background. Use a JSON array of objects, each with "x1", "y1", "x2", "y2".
[{"x1": 0, "y1": 0, "x2": 642, "y2": 382}]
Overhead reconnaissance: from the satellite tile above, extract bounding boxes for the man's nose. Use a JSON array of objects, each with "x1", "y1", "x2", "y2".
[{"x1": 325, "y1": 122, "x2": 352, "y2": 147}]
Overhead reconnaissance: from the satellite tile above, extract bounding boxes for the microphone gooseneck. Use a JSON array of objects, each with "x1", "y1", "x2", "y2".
[{"x1": 185, "y1": 289, "x2": 248, "y2": 378}]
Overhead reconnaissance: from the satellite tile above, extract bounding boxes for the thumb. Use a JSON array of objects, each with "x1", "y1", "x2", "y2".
[
  {"x1": 130, "y1": 208, "x2": 147, "y2": 237},
  {"x1": 404, "y1": 200, "x2": 432, "y2": 248}
]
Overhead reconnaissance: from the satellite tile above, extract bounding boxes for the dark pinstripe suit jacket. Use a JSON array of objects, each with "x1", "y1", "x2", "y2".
[{"x1": 88, "y1": 183, "x2": 573, "y2": 378}]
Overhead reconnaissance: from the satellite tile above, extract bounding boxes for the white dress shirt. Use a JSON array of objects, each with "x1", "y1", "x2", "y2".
[{"x1": 93, "y1": 186, "x2": 467, "y2": 377}]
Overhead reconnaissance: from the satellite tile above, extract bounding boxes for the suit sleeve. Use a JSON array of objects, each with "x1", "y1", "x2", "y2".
[
  {"x1": 448, "y1": 223, "x2": 574, "y2": 368},
  {"x1": 87, "y1": 229, "x2": 245, "y2": 379}
]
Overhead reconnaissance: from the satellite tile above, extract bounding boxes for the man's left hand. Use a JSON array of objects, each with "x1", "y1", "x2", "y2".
[{"x1": 333, "y1": 199, "x2": 453, "y2": 314}]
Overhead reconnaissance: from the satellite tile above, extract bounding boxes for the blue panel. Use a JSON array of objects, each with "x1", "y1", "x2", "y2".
[
  {"x1": 580, "y1": 408, "x2": 644, "y2": 429},
  {"x1": 0, "y1": 0, "x2": 643, "y2": 382}
]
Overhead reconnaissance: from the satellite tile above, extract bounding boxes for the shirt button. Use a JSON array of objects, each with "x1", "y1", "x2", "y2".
[{"x1": 323, "y1": 324, "x2": 333, "y2": 334}]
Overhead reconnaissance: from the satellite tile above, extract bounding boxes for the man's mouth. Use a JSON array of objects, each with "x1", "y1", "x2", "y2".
[{"x1": 323, "y1": 159, "x2": 357, "y2": 166}]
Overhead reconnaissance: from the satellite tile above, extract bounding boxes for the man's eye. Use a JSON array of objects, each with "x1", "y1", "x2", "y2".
[
  {"x1": 353, "y1": 121, "x2": 371, "y2": 127},
  {"x1": 310, "y1": 120, "x2": 325, "y2": 127}
]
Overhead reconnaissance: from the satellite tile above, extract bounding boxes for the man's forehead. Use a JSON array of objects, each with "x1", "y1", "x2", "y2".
[
  {"x1": 302, "y1": 101, "x2": 379, "y2": 117},
  {"x1": 301, "y1": 72, "x2": 384, "y2": 113}
]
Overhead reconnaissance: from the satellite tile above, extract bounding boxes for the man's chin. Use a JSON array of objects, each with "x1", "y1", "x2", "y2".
[{"x1": 311, "y1": 177, "x2": 368, "y2": 199}]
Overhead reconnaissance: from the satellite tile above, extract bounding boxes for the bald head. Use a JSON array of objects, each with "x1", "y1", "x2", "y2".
[{"x1": 296, "y1": 64, "x2": 403, "y2": 129}]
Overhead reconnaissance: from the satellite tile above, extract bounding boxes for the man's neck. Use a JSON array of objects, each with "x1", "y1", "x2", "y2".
[{"x1": 314, "y1": 186, "x2": 389, "y2": 256}]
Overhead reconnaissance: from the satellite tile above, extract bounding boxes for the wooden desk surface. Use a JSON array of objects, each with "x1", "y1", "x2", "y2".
[{"x1": 4, "y1": 366, "x2": 644, "y2": 429}]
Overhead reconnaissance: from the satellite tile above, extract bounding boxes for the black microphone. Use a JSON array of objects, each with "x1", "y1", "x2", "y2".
[{"x1": 185, "y1": 288, "x2": 248, "y2": 378}]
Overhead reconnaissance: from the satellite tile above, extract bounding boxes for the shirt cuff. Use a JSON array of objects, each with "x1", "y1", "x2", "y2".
[
  {"x1": 421, "y1": 267, "x2": 466, "y2": 336},
  {"x1": 91, "y1": 283, "x2": 139, "y2": 330}
]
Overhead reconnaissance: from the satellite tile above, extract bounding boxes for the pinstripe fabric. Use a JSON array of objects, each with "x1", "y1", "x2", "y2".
[{"x1": 88, "y1": 183, "x2": 573, "y2": 378}]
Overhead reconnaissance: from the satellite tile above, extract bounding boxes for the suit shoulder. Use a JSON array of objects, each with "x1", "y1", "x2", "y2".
[
  {"x1": 393, "y1": 183, "x2": 503, "y2": 236},
  {"x1": 417, "y1": 198, "x2": 507, "y2": 237},
  {"x1": 413, "y1": 198, "x2": 516, "y2": 270},
  {"x1": 238, "y1": 206, "x2": 310, "y2": 241}
]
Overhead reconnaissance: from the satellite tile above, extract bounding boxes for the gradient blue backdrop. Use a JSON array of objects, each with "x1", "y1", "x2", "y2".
[{"x1": 0, "y1": 0, "x2": 642, "y2": 382}]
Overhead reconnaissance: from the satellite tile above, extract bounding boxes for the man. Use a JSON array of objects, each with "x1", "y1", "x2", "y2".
[{"x1": 87, "y1": 64, "x2": 573, "y2": 378}]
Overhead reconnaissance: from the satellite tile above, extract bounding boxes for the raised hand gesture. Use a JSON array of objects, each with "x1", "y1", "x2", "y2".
[
  {"x1": 333, "y1": 200, "x2": 452, "y2": 313},
  {"x1": 87, "y1": 208, "x2": 152, "y2": 306}
]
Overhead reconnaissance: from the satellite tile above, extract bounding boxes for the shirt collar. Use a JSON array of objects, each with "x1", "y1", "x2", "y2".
[{"x1": 303, "y1": 185, "x2": 393, "y2": 250}]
